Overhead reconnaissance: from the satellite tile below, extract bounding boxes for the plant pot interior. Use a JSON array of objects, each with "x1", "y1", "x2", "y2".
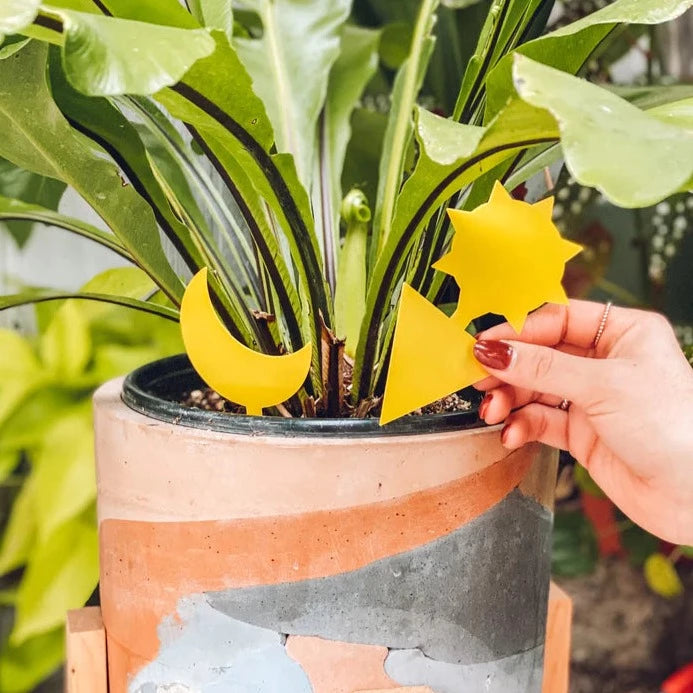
[{"x1": 122, "y1": 354, "x2": 483, "y2": 438}]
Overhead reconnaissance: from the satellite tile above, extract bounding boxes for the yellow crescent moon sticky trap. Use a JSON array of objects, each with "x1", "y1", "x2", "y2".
[
  {"x1": 380, "y1": 182, "x2": 582, "y2": 425},
  {"x1": 180, "y1": 268, "x2": 311, "y2": 416}
]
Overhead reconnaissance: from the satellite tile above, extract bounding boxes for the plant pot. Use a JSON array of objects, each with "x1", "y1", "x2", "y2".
[{"x1": 94, "y1": 355, "x2": 558, "y2": 693}]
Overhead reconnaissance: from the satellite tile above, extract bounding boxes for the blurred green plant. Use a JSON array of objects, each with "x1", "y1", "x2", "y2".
[
  {"x1": 0, "y1": 267, "x2": 181, "y2": 692},
  {"x1": 551, "y1": 509, "x2": 600, "y2": 577}
]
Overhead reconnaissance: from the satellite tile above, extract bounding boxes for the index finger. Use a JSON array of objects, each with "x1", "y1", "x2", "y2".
[{"x1": 475, "y1": 299, "x2": 613, "y2": 350}]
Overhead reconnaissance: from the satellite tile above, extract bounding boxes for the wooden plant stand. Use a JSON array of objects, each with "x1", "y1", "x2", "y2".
[{"x1": 65, "y1": 582, "x2": 572, "y2": 693}]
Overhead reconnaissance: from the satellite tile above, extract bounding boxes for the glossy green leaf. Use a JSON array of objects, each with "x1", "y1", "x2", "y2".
[
  {"x1": 39, "y1": 300, "x2": 91, "y2": 379},
  {"x1": 127, "y1": 96, "x2": 263, "y2": 338},
  {"x1": 551, "y1": 510, "x2": 599, "y2": 578},
  {"x1": 187, "y1": 0, "x2": 233, "y2": 40},
  {"x1": 0, "y1": 36, "x2": 32, "y2": 59},
  {"x1": 644, "y1": 552, "x2": 684, "y2": 598},
  {"x1": 0, "y1": 627, "x2": 63, "y2": 693},
  {"x1": 0, "y1": 290, "x2": 180, "y2": 321},
  {"x1": 44, "y1": 7, "x2": 215, "y2": 96},
  {"x1": 234, "y1": 0, "x2": 351, "y2": 187},
  {"x1": 440, "y1": 0, "x2": 483, "y2": 6},
  {"x1": 353, "y1": 99, "x2": 558, "y2": 398},
  {"x1": 31, "y1": 406, "x2": 95, "y2": 543},
  {"x1": 609, "y1": 84, "x2": 693, "y2": 111},
  {"x1": 0, "y1": 161, "x2": 66, "y2": 248},
  {"x1": 11, "y1": 508, "x2": 98, "y2": 644},
  {"x1": 200, "y1": 131, "x2": 305, "y2": 352},
  {"x1": 646, "y1": 96, "x2": 693, "y2": 130},
  {"x1": 0, "y1": 42, "x2": 184, "y2": 303},
  {"x1": 47, "y1": 58, "x2": 204, "y2": 279},
  {"x1": 371, "y1": 0, "x2": 438, "y2": 261},
  {"x1": 155, "y1": 32, "x2": 328, "y2": 384},
  {"x1": 680, "y1": 545, "x2": 693, "y2": 558},
  {"x1": 78, "y1": 0, "x2": 196, "y2": 26},
  {"x1": 318, "y1": 25, "x2": 379, "y2": 290},
  {"x1": 486, "y1": 0, "x2": 693, "y2": 118},
  {"x1": 156, "y1": 32, "x2": 324, "y2": 298},
  {"x1": 513, "y1": 55, "x2": 693, "y2": 207},
  {"x1": 453, "y1": 0, "x2": 547, "y2": 123},
  {"x1": 0, "y1": 194, "x2": 128, "y2": 257}
]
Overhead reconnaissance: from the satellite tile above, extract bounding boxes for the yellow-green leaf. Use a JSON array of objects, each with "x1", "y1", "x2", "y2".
[
  {"x1": 0, "y1": 448, "x2": 19, "y2": 484},
  {"x1": 31, "y1": 407, "x2": 95, "y2": 543},
  {"x1": 0, "y1": 627, "x2": 63, "y2": 693},
  {"x1": 0, "y1": 328, "x2": 39, "y2": 378},
  {"x1": 0, "y1": 472, "x2": 36, "y2": 575},
  {"x1": 11, "y1": 509, "x2": 98, "y2": 644},
  {"x1": 644, "y1": 553, "x2": 684, "y2": 598},
  {"x1": 39, "y1": 300, "x2": 91, "y2": 379}
]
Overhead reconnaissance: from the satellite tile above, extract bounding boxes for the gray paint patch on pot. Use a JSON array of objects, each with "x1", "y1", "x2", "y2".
[
  {"x1": 129, "y1": 594, "x2": 311, "y2": 693},
  {"x1": 206, "y1": 490, "x2": 552, "y2": 665},
  {"x1": 385, "y1": 644, "x2": 545, "y2": 692}
]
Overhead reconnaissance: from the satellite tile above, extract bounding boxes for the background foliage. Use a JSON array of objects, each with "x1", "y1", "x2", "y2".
[{"x1": 0, "y1": 268, "x2": 181, "y2": 692}]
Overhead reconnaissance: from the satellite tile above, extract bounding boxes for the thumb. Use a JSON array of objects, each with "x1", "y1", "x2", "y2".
[{"x1": 473, "y1": 339, "x2": 607, "y2": 407}]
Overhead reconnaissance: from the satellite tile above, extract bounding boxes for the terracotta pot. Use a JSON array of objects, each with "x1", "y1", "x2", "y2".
[{"x1": 94, "y1": 355, "x2": 558, "y2": 693}]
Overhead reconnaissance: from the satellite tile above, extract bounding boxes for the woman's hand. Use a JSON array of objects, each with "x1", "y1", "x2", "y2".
[{"x1": 472, "y1": 299, "x2": 693, "y2": 545}]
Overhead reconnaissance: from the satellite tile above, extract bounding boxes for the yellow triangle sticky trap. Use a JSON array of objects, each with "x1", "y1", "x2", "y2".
[
  {"x1": 435, "y1": 181, "x2": 582, "y2": 334},
  {"x1": 379, "y1": 284, "x2": 487, "y2": 425},
  {"x1": 180, "y1": 268, "x2": 311, "y2": 416}
]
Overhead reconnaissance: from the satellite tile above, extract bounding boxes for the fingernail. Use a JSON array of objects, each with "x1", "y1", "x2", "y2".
[
  {"x1": 501, "y1": 423, "x2": 511, "y2": 446},
  {"x1": 473, "y1": 340, "x2": 515, "y2": 370},
  {"x1": 479, "y1": 393, "x2": 493, "y2": 419}
]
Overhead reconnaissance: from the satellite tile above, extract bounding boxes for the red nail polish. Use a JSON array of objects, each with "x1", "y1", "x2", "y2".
[
  {"x1": 501, "y1": 423, "x2": 511, "y2": 445},
  {"x1": 479, "y1": 393, "x2": 493, "y2": 419},
  {"x1": 473, "y1": 340, "x2": 514, "y2": 370}
]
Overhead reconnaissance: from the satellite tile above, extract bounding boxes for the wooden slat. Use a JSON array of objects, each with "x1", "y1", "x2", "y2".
[
  {"x1": 65, "y1": 607, "x2": 107, "y2": 693},
  {"x1": 542, "y1": 582, "x2": 573, "y2": 693}
]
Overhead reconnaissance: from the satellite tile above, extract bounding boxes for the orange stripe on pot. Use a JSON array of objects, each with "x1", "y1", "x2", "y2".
[{"x1": 100, "y1": 445, "x2": 534, "y2": 687}]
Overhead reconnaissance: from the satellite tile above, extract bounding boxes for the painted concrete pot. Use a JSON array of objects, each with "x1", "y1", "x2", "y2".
[{"x1": 94, "y1": 355, "x2": 558, "y2": 693}]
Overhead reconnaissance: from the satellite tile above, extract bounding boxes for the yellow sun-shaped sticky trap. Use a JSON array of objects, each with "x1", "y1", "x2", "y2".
[
  {"x1": 433, "y1": 181, "x2": 582, "y2": 333},
  {"x1": 380, "y1": 181, "x2": 583, "y2": 425}
]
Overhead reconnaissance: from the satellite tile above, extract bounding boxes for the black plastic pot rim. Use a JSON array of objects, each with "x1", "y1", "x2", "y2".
[{"x1": 121, "y1": 354, "x2": 484, "y2": 439}]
